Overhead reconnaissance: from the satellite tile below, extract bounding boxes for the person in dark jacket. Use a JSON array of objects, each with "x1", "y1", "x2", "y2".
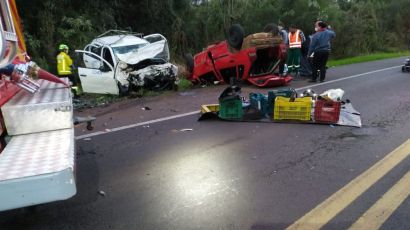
[
  {"x1": 299, "y1": 34, "x2": 312, "y2": 77},
  {"x1": 308, "y1": 21, "x2": 335, "y2": 82}
]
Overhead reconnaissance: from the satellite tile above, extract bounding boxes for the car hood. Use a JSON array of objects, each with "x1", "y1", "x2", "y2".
[{"x1": 116, "y1": 42, "x2": 167, "y2": 65}]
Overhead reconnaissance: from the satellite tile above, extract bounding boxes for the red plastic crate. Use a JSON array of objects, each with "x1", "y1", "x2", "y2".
[{"x1": 314, "y1": 100, "x2": 341, "y2": 123}]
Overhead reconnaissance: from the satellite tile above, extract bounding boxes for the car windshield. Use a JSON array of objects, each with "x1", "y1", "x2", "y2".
[{"x1": 112, "y1": 43, "x2": 148, "y2": 55}]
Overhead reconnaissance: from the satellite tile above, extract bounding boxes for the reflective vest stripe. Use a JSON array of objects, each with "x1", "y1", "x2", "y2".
[
  {"x1": 57, "y1": 53, "x2": 72, "y2": 75},
  {"x1": 289, "y1": 30, "x2": 302, "y2": 48}
]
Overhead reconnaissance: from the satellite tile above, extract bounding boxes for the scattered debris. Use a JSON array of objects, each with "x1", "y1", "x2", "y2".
[
  {"x1": 179, "y1": 91, "x2": 196, "y2": 96},
  {"x1": 142, "y1": 107, "x2": 152, "y2": 111},
  {"x1": 179, "y1": 128, "x2": 193, "y2": 132},
  {"x1": 171, "y1": 128, "x2": 194, "y2": 133},
  {"x1": 143, "y1": 125, "x2": 150, "y2": 128},
  {"x1": 199, "y1": 86, "x2": 361, "y2": 127},
  {"x1": 98, "y1": 190, "x2": 106, "y2": 197}
]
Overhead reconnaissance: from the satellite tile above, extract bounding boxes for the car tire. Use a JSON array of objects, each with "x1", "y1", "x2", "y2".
[
  {"x1": 263, "y1": 23, "x2": 279, "y2": 35},
  {"x1": 184, "y1": 53, "x2": 194, "y2": 73},
  {"x1": 118, "y1": 82, "x2": 129, "y2": 96},
  {"x1": 402, "y1": 66, "x2": 406, "y2": 72},
  {"x1": 227, "y1": 24, "x2": 244, "y2": 51}
]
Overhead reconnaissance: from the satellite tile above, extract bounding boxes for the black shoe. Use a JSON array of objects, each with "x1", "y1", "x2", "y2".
[{"x1": 308, "y1": 79, "x2": 317, "y2": 83}]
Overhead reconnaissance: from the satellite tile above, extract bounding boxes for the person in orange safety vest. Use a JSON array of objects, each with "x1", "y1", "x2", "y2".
[{"x1": 286, "y1": 25, "x2": 306, "y2": 75}]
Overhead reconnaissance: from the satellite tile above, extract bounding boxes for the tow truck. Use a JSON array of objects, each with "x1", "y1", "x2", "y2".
[{"x1": 0, "y1": 0, "x2": 77, "y2": 211}]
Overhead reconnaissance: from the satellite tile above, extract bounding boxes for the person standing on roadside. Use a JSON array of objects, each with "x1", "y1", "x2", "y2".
[
  {"x1": 286, "y1": 25, "x2": 306, "y2": 76},
  {"x1": 278, "y1": 22, "x2": 289, "y2": 76},
  {"x1": 308, "y1": 21, "x2": 335, "y2": 83}
]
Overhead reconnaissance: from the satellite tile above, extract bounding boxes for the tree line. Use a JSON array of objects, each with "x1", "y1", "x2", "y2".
[{"x1": 16, "y1": 0, "x2": 410, "y2": 72}]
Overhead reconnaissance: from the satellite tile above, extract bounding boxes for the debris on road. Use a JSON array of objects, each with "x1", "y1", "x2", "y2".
[
  {"x1": 198, "y1": 85, "x2": 362, "y2": 127},
  {"x1": 142, "y1": 106, "x2": 152, "y2": 110},
  {"x1": 143, "y1": 125, "x2": 150, "y2": 128},
  {"x1": 83, "y1": 138, "x2": 92, "y2": 141},
  {"x1": 179, "y1": 128, "x2": 193, "y2": 132},
  {"x1": 171, "y1": 128, "x2": 194, "y2": 133},
  {"x1": 179, "y1": 91, "x2": 196, "y2": 96},
  {"x1": 98, "y1": 191, "x2": 106, "y2": 197}
]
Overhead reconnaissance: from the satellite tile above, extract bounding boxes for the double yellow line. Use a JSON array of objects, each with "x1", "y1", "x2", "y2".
[{"x1": 287, "y1": 139, "x2": 410, "y2": 230}]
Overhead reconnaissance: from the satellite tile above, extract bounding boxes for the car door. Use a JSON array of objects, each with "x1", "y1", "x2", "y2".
[
  {"x1": 83, "y1": 45, "x2": 101, "y2": 69},
  {"x1": 75, "y1": 50, "x2": 119, "y2": 95}
]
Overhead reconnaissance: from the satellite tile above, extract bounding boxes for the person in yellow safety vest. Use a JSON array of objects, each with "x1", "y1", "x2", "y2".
[
  {"x1": 286, "y1": 25, "x2": 306, "y2": 76},
  {"x1": 56, "y1": 44, "x2": 76, "y2": 85}
]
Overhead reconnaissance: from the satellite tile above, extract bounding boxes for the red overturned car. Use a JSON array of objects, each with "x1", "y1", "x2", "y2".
[{"x1": 185, "y1": 24, "x2": 292, "y2": 87}]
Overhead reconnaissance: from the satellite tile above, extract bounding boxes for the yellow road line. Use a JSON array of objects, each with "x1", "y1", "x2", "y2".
[
  {"x1": 286, "y1": 139, "x2": 410, "y2": 230},
  {"x1": 348, "y1": 170, "x2": 410, "y2": 230}
]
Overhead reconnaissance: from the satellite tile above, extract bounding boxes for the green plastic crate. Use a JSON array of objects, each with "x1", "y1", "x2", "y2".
[{"x1": 219, "y1": 99, "x2": 243, "y2": 120}]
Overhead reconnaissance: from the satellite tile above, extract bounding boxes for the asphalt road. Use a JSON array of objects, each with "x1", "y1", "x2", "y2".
[{"x1": 1, "y1": 57, "x2": 410, "y2": 230}]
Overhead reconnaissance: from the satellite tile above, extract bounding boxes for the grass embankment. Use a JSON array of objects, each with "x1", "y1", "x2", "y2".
[{"x1": 328, "y1": 51, "x2": 410, "y2": 67}]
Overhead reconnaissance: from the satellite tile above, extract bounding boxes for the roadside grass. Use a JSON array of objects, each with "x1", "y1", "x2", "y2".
[
  {"x1": 328, "y1": 51, "x2": 410, "y2": 67},
  {"x1": 177, "y1": 78, "x2": 193, "y2": 91}
]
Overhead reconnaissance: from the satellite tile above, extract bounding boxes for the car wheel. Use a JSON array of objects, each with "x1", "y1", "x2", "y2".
[
  {"x1": 227, "y1": 24, "x2": 244, "y2": 51},
  {"x1": 118, "y1": 82, "x2": 129, "y2": 96},
  {"x1": 184, "y1": 53, "x2": 194, "y2": 73},
  {"x1": 402, "y1": 66, "x2": 406, "y2": 72},
  {"x1": 263, "y1": 23, "x2": 279, "y2": 35}
]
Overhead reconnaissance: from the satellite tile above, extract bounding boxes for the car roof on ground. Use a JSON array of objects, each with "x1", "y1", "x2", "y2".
[{"x1": 93, "y1": 35, "x2": 148, "y2": 47}]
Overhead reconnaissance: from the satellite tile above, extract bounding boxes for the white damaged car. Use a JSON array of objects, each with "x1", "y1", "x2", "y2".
[{"x1": 75, "y1": 30, "x2": 177, "y2": 95}]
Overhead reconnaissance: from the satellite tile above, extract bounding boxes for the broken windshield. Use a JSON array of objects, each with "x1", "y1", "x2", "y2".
[{"x1": 112, "y1": 43, "x2": 148, "y2": 55}]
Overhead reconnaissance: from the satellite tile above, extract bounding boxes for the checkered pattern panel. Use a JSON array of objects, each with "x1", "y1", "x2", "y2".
[{"x1": 0, "y1": 128, "x2": 74, "y2": 181}]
